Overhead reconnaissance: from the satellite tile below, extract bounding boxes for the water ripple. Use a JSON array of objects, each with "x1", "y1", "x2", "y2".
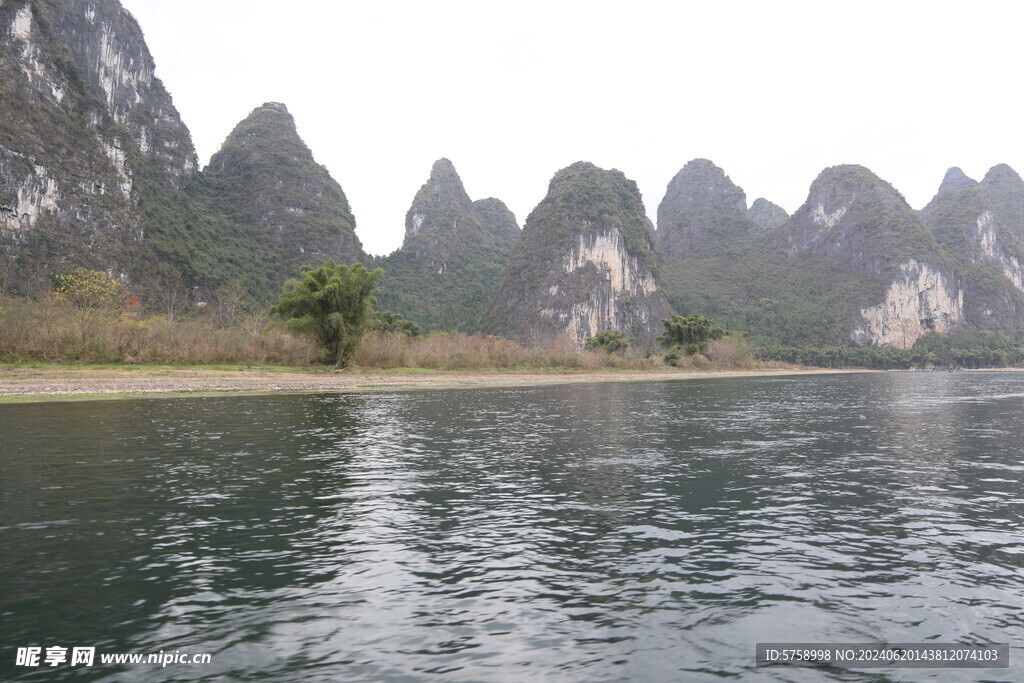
[{"x1": 2, "y1": 373, "x2": 1024, "y2": 681}]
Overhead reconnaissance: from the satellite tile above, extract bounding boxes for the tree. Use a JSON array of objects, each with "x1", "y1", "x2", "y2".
[
  {"x1": 658, "y1": 314, "x2": 727, "y2": 356},
  {"x1": 584, "y1": 330, "x2": 629, "y2": 354},
  {"x1": 241, "y1": 304, "x2": 271, "y2": 338},
  {"x1": 213, "y1": 283, "x2": 246, "y2": 328},
  {"x1": 151, "y1": 266, "x2": 190, "y2": 323},
  {"x1": 271, "y1": 260, "x2": 383, "y2": 366},
  {"x1": 53, "y1": 268, "x2": 127, "y2": 340},
  {"x1": 371, "y1": 310, "x2": 422, "y2": 337}
]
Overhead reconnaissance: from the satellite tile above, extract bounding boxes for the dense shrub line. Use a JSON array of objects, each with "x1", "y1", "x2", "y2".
[{"x1": 757, "y1": 331, "x2": 1024, "y2": 369}]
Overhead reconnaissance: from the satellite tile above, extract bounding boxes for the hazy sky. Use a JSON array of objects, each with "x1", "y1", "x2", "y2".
[{"x1": 119, "y1": 0, "x2": 1024, "y2": 256}]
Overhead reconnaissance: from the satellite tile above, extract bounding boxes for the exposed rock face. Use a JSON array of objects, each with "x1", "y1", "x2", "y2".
[
  {"x1": 377, "y1": 159, "x2": 519, "y2": 331},
  {"x1": 203, "y1": 102, "x2": 363, "y2": 273},
  {"x1": 779, "y1": 165, "x2": 963, "y2": 345},
  {"x1": 43, "y1": 0, "x2": 197, "y2": 185},
  {"x1": 747, "y1": 197, "x2": 789, "y2": 231},
  {"x1": 663, "y1": 163, "x2": 966, "y2": 348},
  {"x1": 489, "y1": 162, "x2": 672, "y2": 348},
  {"x1": 656, "y1": 158, "x2": 753, "y2": 260},
  {"x1": 0, "y1": 0, "x2": 370, "y2": 301},
  {"x1": 920, "y1": 164, "x2": 1024, "y2": 331},
  {"x1": 0, "y1": 0, "x2": 169, "y2": 287},
  {"x1": 852, "y1": 260, "x2": 964, "y2": 349},
  {"x1": 975, "y1": 211, "x2": 1024, "y2": 291},
  {"x1": 977, "y1": 164, "x2": 1024, "y2": 241}
]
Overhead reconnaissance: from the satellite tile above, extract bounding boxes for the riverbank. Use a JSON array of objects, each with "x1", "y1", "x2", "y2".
[{"x1": 0, "y1": 365, "x2": 873, "y2": 403}]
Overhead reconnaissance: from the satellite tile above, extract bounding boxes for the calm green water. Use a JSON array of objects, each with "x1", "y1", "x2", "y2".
[{"x1": 2, "y1": 372, "x2": 1024, "y2": 682}]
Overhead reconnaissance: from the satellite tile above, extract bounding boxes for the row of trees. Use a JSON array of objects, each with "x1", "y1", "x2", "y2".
[
  {"x1": 758, "y1": 340, "x2": 1024, "y2": 369},
  {"x1": 583, "y1": 315, "x2": 740, "y2": 366}
]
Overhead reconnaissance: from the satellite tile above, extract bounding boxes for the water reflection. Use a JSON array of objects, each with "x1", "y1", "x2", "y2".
[{"x1": 2, "y1": 373, "x2": 1024, "y2": 681}]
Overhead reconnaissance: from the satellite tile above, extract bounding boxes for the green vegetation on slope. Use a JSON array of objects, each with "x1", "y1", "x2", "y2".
[
  {"x1": 661, "y1": 165, "x2": 952, "y2": 346},
  {"x1": 921, "y1": 172, "x2": 1024, "y2": 331},
  {"x1": 665, "y1": 245, "x2": 883, "y2": 346},
  {"x1": 129, "y1": 103, "x2": 367, "y2": 307},
  {"x1": 375, "y1": 160, "x2": 519, "y2": 333}
]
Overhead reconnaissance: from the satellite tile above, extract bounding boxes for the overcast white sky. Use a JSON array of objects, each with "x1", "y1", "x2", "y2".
[{"x1": 119, "y1": 0, "x2": 1024, "y2": 256}]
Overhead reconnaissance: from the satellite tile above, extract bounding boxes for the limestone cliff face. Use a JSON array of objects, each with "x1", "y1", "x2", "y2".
[
  {"x1": 975, "y1": 210, "x2": 1024, "y2": 292},
  {"x1": 921, "y1": 165, "x2": 1024, "y2": 331},
  {"x1": 377, "y1": 159, "x2": 519, "y2": 331},
  {"x1": 488, "y1": 162, "x2": 672, "y2": 348},
  {"x1": 656, "y1": 158, "x2": 753, "y2": 260},
  {"x1": 0, "y1": 0, "x2": 194, "y2": 229},
  {"x1": 779, "y1": 165, "x2": 963, "y2": 346},
  {"x1": 747, "y1": 197, "x2": 789, "y2": 231},
  {"x1": 852, "y1": 260, "x2": 964, "y2": 349},
  {"x1": 547, "y1": 228, "x2": 664, "y2": 346},
  {"x1": 0, "y1": 1, "x2": 367, "y2": 301},
  {"x1": 0, "y1": 0, "x2": 167, "y2": 285},
  {"x1": 203, "y1": 102, "x2": 363, "y2": 273},
  {"x1": 43, "y1": 0, "x2": 196, "y2": 185}
]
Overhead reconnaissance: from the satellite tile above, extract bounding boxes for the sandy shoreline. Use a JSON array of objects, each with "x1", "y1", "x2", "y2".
[{"x1": 0, "y1": 366, "x2": 875, "y2": 403}]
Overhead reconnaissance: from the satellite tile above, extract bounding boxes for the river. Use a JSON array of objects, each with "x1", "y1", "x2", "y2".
[{"x1": 2, "y1": 372, "x2": 1023, "y2": 681}]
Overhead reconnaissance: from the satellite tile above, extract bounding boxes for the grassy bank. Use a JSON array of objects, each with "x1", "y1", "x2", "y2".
[{"x1": 0, "y1": 298, "x2": 758, "y2": 371}]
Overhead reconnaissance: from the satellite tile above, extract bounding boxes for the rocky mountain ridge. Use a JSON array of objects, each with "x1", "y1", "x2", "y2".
[
  {"x1": 0, "y1": 1, "x2": 366, "y2": 301},
  {"x1": 656, "y1": 158, "x2": 753, "y2": 259},
  {"x1": 200, "y1": 102, "x2": 364, "y2": 283},
  {"x1": 919, "y1": 165, "x2": 1024, "y2": 332},
  {"x1": 1, "y1": 0, "x2": 161, "y2": 290},
  {"x1": 488, "y1": 162, "x2": 672, "y2": 348},
  {"x1": 375, "y1": 158, "x2": 519, "y2": 332},
  {"x1": 661, "y1": 161, "x2": 973, "y2": 348},
  {"x1": 4, "y1": 0, "x2": 1024, "y2": 351}
]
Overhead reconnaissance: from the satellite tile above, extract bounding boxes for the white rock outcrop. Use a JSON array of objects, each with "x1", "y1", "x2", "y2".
[
  {"x1": 9, "y1": 5, "x2": 65, "y2": 105},
  {"x1": 2, "y1": 164, "x2": 61, "y2": 233},
  {"x1": 853, "y1": 260, "x2": 964, "y2": 348},
  {"x1": 811, "y1": 203, "x2": 847, "y2": 229},
  {"x1": 976, "y1": 211, "x2": 1024, "y2": 292},
  {"x1": 98, "y1": 137, "x2": 133, "y2": 197},
  {"x1": 543, "y1": 229, "x2": 663, "y2": 346}
]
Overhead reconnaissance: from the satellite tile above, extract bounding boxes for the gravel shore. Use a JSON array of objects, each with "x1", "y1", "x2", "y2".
[{"x1": 0, "y1": 366, "x2": 870, "y2": 402}]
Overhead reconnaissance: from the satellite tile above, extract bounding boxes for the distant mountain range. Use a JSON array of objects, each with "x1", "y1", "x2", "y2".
[{"x1": 3, "y1": 0, "x2": 1024, "y2": 350}]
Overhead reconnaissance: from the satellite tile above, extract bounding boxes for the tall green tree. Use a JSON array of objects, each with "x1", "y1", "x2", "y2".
[
  {"x1": 371, "y1": 310, "x2": 422, "y2": 337},
  {"x1": 53, "y1": 268, "x2": 127, "y2": 341},
  {"x1": 658, "y1": 314, "x2": 727, "y2": 355},
  {"x1": 271, "y1": 260, "x2": 382, "y2": 366}
]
